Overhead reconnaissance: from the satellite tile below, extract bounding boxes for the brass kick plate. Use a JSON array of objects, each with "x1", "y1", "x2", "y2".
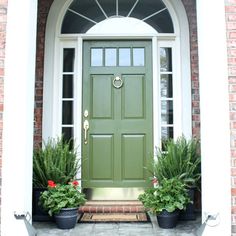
[{"x1": 83, "y1": 188, "x2": 145, "y2": 200}]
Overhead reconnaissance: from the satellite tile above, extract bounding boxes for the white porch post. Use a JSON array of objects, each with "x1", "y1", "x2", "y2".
[
  {"x1": 197, "y1": 0, "x2": 231, "y2": 235},
  {"x1": 1, "y1": 0, "x2": 38, "y2": 235}
]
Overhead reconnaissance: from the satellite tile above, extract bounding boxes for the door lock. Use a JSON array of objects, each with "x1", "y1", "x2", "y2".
[{"x1": 84, "y1": 110, "x2": 89, "y2": 118}]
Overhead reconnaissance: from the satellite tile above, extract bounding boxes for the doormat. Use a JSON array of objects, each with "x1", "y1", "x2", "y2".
[{"x1": 79, "y1": 213, "x2": 149, "y2": 223}]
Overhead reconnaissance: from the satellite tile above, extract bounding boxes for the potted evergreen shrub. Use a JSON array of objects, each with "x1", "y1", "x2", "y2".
[
  {"x1": 153, "y1": 136, "x2": 201, "y2": 220},
  {"x1": 39, "y1": 180, "x2": 86, "y2": 229},
  {"x1": 33, "y1": 137, "x2": 80, "y2": 221},
  {"x1": 138, "y1": 177, "x2": 191, "y2": 229}
]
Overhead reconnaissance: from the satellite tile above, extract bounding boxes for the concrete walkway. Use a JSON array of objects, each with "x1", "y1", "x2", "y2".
[{"x1": 33, "y1": 214, "x2": 202, "y2": 236}]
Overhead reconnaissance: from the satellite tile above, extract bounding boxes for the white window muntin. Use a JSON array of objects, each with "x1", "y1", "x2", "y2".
[
  {"x1": 157, "y1": 40, "x2": 183, "y2": 142},
  {"x1": 56, "y1": 40, "x2": 77, "y2": 140}
]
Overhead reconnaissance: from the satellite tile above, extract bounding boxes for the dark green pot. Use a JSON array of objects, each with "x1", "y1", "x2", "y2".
[
  {"x1": 54, "y1": 208, "x2": 79, "y2": 229},
  {"x1": 32, "y1": 187, "x2": 51, "y2": 222},
  {"x1": 179, "y1": 187, "x2": 196, "y2": 220},
  {"x1": 157, "y1": 210, "x2": 179, "y2": 229}
]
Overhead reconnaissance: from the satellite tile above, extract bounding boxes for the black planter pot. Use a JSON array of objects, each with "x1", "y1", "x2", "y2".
[
  {"x1": 179, "y1": 187, "x2": 196, "y2": 220},
  {"x1": 54, "y1": 208, "x2": 79, "y2": 229},
  {"x1": 157, "y1": 210, "x2": 179, "y2": 229},
  {"x1": 32, "y1": 187, "x2": 51, "y2": 222}
]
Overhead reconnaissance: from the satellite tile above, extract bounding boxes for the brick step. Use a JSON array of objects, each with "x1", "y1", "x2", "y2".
[{"x1": 79, "y1": 201, "x2": 145, "y2": 213}]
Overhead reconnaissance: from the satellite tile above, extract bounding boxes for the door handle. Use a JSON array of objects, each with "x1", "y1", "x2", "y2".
[{"x1": 83, "y1": 120, "x2": 89, "y2": 144}]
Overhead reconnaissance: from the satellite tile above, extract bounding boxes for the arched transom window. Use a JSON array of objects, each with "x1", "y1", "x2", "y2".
[{"x1": 62, "y1": 0, "x2": 174, "y2": 34}]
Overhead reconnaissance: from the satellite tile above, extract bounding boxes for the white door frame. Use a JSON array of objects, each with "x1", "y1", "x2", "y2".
[
  {"x1": 56, "y1": 35, "x2": 188, "y2": 182},
  {"x1": 43, "y1": 0, "x2": 193, "y2": 210}
]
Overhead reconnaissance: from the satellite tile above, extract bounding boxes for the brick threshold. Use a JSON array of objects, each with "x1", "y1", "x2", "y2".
[{"x1": 79, "y1": 201, "x2": 145, "y2": 214}]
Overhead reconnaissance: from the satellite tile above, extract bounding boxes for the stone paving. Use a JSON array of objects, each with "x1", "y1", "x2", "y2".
[{"x1": 33, "y1": 214, "x2": 202, "y2": 236}]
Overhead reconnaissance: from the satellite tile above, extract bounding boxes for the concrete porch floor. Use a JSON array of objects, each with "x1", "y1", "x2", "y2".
[{"x1": 33, "y1": 214, "x2": 202, "y2": 236}]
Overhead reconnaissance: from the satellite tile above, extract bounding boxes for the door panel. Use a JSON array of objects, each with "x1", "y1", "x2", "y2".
[
  {"x1": 91, "y1": 75, "x2": 113, "y2": 119},
  {"x1": 122, "y1": 134, "x2": 146, "y2": 180},
  {"x1": 90, "y1": 134, "x2": 114, "y2": 180},
  {"x1": 82, "y1": 41, "x2": 153, "y2": 189},
  {"x1": 122, "y1": 74, "x2": 145, "y2": 119}
]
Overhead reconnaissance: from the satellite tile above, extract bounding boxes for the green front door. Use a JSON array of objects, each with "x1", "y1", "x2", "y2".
[{"x1": 82, "y1": 41, "x2": 153, "y2": 190}]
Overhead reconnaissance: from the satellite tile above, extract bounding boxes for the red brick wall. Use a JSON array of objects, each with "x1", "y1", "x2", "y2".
[
  {"x1": 34, "y1": 0, "x2": 54, "y2": 147},
  {"x1": 0, "y1": 0, "x2": 7, "y2": 222},
  {"x1": 181, "y1": 0, "x2": 200, "y2": 138},
  {"x1": 226, "y1": 0, "x2": 236, "y2": 231}
]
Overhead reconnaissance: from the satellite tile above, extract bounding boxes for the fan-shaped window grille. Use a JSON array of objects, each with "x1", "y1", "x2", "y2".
[{"x1": 61, "y1": 0, "x2": 174, "y2": 34}]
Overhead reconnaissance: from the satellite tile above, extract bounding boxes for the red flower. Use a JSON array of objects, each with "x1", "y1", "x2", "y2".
[
  {"x1": 72, "y1": 180, "x2": 79, "y2": 186},
  {"x1": 48, "y1": 180, "x2": 56, "y2": 188},
  {"x1": 152, "y1": 178, "x2": 158, "y2": 185}
]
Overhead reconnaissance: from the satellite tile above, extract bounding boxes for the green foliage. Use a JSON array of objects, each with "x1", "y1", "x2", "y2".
[
  {"x1": 154, "y1": 136, "x2": 201, "y2": 188},
  {"x1": 138, "y1": 177, "x2": 191, "y2": 214},
  {"x1": 33, "y1": 137, "x2": 79, "y2": 188},
  {"x1": 39, "y1": 181, "x2": 86, "y2": 216}
]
